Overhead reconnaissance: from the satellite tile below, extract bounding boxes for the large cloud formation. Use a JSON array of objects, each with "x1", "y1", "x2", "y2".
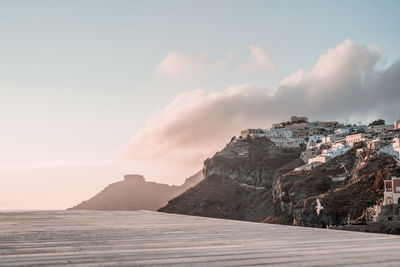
[{"x1": 126, "y1": 40, "x2": 400, "y2": 184}]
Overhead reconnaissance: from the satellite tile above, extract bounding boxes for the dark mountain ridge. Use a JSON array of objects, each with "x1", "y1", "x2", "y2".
[{"x1": 68, "y1": 171, "x2": 203, "y2": 211}]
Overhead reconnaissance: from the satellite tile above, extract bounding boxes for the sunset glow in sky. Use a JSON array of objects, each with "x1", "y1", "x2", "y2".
[{"x1": 1, "y1": 0, "x2": 400, "y2": 209}]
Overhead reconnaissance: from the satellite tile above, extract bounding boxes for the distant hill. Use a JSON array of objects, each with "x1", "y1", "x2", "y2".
[{"x1": 68, "y1": 171, "x2": 203, "y2": 211}]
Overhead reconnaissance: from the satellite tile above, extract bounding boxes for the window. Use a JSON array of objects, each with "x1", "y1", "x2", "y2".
[{"x1": 396, "y1": 187, "x2": 400, "y2": 192}]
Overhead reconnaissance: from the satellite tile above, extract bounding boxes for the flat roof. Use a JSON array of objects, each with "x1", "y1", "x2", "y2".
[{"x1": 2, "y1": 210, "x2": 400, "y2": 266}]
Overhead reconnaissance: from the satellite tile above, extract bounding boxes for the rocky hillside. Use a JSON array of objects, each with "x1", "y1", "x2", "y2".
[
  {"x1": 68, "y1": 171, "x2": 203, "y2": 211},
  {"x1": 159, "y1": 137, "x2": 303, "y2": 221},
  {"x1": 160, "y1": 137, "x2": 400, "y2": 227},
  {"x1": 267, "y1": 148, "x2": 400, "y2": 226}
]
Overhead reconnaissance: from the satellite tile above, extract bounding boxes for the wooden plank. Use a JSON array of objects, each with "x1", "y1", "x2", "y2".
[{"x1": 1, "y1": 210, "x2": 400, "y2": 266}]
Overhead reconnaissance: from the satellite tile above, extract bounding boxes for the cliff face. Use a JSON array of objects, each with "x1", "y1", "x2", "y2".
[
  {"x1": 159, "y1": 137, "x2": 303, "y2": 221},
  {"x1": 68, "y1": 171, "x2": 203, "y2": 211},
  {"x1": 160, "y1": 137, "x2": 400, "y2": 227},
  {"x1": 273, "y1": 154, "x2": 400, "y2": 227}
]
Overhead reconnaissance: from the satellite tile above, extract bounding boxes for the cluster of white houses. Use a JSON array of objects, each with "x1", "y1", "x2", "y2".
[
  {"x1": 240, "y1": 116, "x2": 400, "y2": 222},
  {"x1": 240, "y1": 116, "x2": 400, "y2": 172}
]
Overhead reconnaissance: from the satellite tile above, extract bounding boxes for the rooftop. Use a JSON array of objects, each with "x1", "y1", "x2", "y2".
[{"x1": 2, "y1": 210, "x2": 400, "y2": 266}]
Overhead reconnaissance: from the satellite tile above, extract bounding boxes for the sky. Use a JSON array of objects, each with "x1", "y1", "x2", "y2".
[{"x1": 1, "y1": 0, "x2": 400, "y2": 209}]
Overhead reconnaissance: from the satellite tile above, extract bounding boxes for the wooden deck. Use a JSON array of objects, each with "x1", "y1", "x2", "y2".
[{"x1": 1, "y1": 211, "x2": 400, "y2": 266}]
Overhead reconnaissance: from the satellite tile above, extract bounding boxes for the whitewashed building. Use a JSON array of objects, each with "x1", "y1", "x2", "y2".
[
  {"x1": 308, "y1": 155, "x2": 332, "y2": 164},
  {"x1": 265, "y1": 128, "x2": 293, "y2": 138},
  {"x1": 393, "y1": 137, "x2": 400, "y2": 159},
  {"x1": 335, "y1": 128, "x2": 350, "y2": 136},
  {"x1": 366, "y1": 138, "x2": 386, "y2": 150},
  {"x1": 345, "y1": 133, "x2": 367, "y2": 147},
  {"x1": 240, "y1": 129, "x2": 265, "y2": 138},
  {"x1": 394, "y1": 119, "x2": 400, "y2": 130},
  {"x1": 322, "y1": 143, "x2": 350, "y2": 158},
  {"x1": 321, "y1": 134, "x2": 343, "y2": 144},
  {"x1": 369, "y1": 124, "x2": 394, "y2": 133},
  {"x1": 384, "y1": 177, "x2": 400, "y2": 205},
  {"x1": 271, "y1": 137, "x2": 300, "y2": 148}
]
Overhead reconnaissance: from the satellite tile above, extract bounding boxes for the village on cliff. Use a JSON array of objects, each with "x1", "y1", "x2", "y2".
[{"x1": 240, "y1": 115, "x2": 400, "y2": 221}]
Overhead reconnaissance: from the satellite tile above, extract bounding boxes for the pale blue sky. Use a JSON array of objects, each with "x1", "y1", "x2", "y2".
[
  {"x1": 0, "y1": 0, "x2": 400, "y2": 208},
  {"x1": 1, "y1": 0, "x2": 399, "y2": 166}
]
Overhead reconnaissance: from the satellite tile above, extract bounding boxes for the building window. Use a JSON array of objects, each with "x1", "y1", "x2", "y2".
[{"x1": 396, "y1": 187, "x2": 400, "y2": 192}]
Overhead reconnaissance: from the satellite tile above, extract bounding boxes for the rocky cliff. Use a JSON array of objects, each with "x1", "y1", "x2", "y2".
[
  {"x1": 68, "y1": 171, "x2": 203, "y2": 211},
  {"x1": 160, "y1": 137, "x2": 400, "y2": 227},
  {"x1": 159, "y1": 137, "x2": 303, "y2": 221},
  {"x1": 268, "y1": 148, "x2": 400, "y2": 226}
]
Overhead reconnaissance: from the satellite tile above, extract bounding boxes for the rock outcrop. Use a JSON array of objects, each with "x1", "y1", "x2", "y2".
[{"x1": 68, "y1": 171, "x2": 203, "y2": 211}]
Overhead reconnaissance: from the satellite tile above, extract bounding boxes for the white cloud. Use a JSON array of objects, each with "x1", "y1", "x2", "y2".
[
  {"x1": 156, "y1": 47, "x2": 276, "y2": 80},
  {"x1": 157, "y1": 51, "x2": 207, "y2": 78},
  {"x1": 208, "y1": 51, "x2": 235, "y2": 72},
  {"x1": 238, "y1": 45, "x2": 275, "y2": 74},
  {"x1": 281, "y1": 39, "x2": 381, "y2": 87},
  {"x1": 128, "y1": 40, "x2": 400, "y2": 184}
]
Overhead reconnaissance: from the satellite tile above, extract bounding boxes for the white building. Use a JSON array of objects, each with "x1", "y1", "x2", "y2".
[
  {"x1": 271, "y1": 137, "x2": 300, "y2": 148},
  {"x1": 308, "y1": 155, "x2": 332, "y2": 164},
  {"x1": 240, "y1": 128, "x2": 265, "y2": 138},
  {"x1": 394, "y1": 119, "x2": 400, "y2": 129},
  {"x1": 265, "y1": 128, "x2": 293, "y2": 138},
  {"x1": 369, "y1": 124, "x2": 394, "y2": 133},
  {"x1": 393, "y1": 137, "x2": 400, "y2": 159},
  {"x1": 366, "y1": 138, "x2": 386, "y2": 150},
  {"x1": 322, "y1": 143, "x2": 350, "y2": 158},
  {"x1": 331, "y1": 142, "x2": 347, "y2": 150},
  {"x1": 384, "y1": 177, "x2": 400, "y2": 205},
  {"x1": 335, "y1": 128, "x2": 350, "y2": 136},
  {"x1": 321, "y1": 134, "x2": 343, "y2": 144},
  {"x1": 308, "y1": 135, "x2": 324, "y2": 143},
  {"x1": 345, "y1": 133, "x2": 367, "y2": 147}
]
